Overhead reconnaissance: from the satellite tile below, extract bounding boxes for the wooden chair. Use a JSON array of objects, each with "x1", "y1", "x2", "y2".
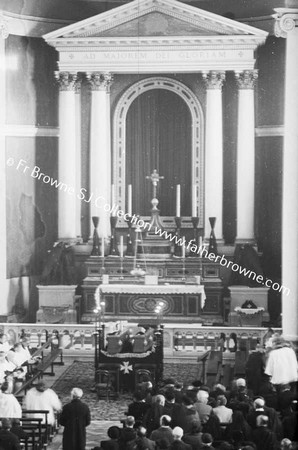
[{"x1": 95, "y1": 369, "x2": 118, "y2": 401}]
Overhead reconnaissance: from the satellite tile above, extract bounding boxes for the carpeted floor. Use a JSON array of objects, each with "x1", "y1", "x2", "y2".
[
  {"x1": 52, "y1": 361, "x2": 131, "y2": 420},
  {"x1": 48, "y1": 360, "x2": 201, "y2": 449},
  {"x1": 51, "y1": 360, "x2": 201, "y2": 420}
]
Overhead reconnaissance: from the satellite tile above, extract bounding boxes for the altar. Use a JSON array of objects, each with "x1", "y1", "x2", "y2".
[{"x1": 94, "y1": 283, "x2": 206, "y2": 324}]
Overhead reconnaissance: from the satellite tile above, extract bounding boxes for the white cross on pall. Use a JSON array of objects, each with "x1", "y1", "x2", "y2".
[{"x1": 120, "y1": 361, "x2": 133, "y2": 374}]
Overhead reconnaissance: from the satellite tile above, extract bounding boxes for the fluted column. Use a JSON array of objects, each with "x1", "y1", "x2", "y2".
[
  {"x1": 87, "y1": 72, "x2": 113, "y2": 238},
  {"x1": 202, "y1": 71, "x2": 225, "y2": 241},
  {"x1": 75, "y1": 82, "x2": 82, "y2": 238},
  {"x1": 235, "y1": 70, "x2": 258, "y2": 243},
  {"x1": 55, "y1": 72, "x2": 80, "y2": 240},
  {"x1": 275, "y1": 10, "x2": 298, "y2": 342}
]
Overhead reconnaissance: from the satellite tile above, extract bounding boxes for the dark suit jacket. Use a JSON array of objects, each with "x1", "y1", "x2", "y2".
[{"x1": 0, "y1": 429, "x2": 21, "y2": 450}]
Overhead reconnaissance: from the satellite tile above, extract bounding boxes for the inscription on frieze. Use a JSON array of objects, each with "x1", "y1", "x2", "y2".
[{"x1": 64, "y1": 49, "x2": 251, "y2": 64}]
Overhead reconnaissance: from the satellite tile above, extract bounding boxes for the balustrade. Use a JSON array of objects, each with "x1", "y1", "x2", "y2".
[{"x1": 0, "y1": 323, "x2": 281, "y2": 355}]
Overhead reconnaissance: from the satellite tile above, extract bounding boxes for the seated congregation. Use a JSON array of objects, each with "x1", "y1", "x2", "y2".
[
  {"x1": 93, "y1": 333, "x2": 298, "y2": 450},
  {"x1": 0, "y1": 331, "x2": 297, "y2": 450}
]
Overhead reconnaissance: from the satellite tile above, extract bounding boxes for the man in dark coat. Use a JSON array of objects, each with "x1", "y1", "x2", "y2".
[
  {"x1": 0, "y1": 418, "x2": 21, "y2": 450},
  {"x1": 251, "y1": 415, "x2": 278, "y2": 450},
  {"x1": 59, "y1": 387, "x2": 91, "y2": 450}
]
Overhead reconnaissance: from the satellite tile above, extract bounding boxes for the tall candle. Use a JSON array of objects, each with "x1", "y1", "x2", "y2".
[
  {"x1": 182, "y1": 237, "x2": 186, "y2": 258},
  {"x1": 120, "y1": 235, "x2": 124, "y2": 258},
  {"x1": 176, "y1": 185, "x2": 181, "y2": 217},
  {"x1": 127, "y1": 184, "x2": 132, "y2": 215},
  {"x1": 192, "y1": 185, "x2": 197, "y2": 217},
  {"x1": 101, "y1": 236, "x2": 105, "y2": 258},
  {"x1": 199, "y1": 236, "x2": 203, "y2": 249},
  {"x1": 111, "y1": 184, "x2": 116, "y2": 215}
]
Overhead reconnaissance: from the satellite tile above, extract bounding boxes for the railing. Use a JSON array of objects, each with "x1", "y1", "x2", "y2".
[{"x1": 0, "y1": 323, "x2": 281, "y2": 355}]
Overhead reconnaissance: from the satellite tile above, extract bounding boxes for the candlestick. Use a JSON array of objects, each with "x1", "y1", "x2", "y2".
[
  {"x1": 120, "y1": 235, "x2": 124, "y2": 258},
  {"x1": 109, "y1": 216, "x2": 119, "y2": 256},
  {"x1": 101, "y1": 236, "x2": 104, "y2": 258},
  {"x1": 176, "y1": 185, "x2": 181, "y2": 217},
  {"x1": 192, "y1": 185, "x2": 197, "y2": 217},
  {"x1": 182, "y1": 236, "x2": 186, "y2": 258},
  {"x1": 111, "y1": 185, "x2": 116, "y2": 216},
  {"x1": 174, "y1": 217, "x2": 182, "y2": 257},
  {"x1": 127, "y1": 184, "x2": 132, "y2": 215},
  {"x1": 91, "y1": 216, "x2": 100, "y2": 256},
  {"x1": 124, "y1": 215, "x2": 133, "y2": 256}
]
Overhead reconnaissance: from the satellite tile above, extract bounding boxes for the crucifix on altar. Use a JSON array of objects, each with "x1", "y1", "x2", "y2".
[
  {"x1": 144, "y1": 169, "x2": 165, "y2": 234},
  {"x1": 146, "y1": 169, "x2": 164, "y2": 199}
]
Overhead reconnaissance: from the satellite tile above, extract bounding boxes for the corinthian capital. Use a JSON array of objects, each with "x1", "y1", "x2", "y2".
[
  {"x1": 235, "y1": 70, "x2": 258, "y2": 90},
  {"x1": 202, "y1": 71, "x2": 225, "y2": 90},
  {"x1": 54, "y1": 72, "x2": 79, "y2": 91},
  {"x1": 86, "y1": 72, "x2": 114, "y2": 91},
  {"x1": 274, "y1": 9, "x2": 298, "y2": 38},
  {"x1": 0, "y1": 14, "x2": 9, "y2": 39}
]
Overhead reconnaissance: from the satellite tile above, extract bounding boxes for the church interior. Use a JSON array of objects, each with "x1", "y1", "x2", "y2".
[{"x1": 0, "y1": 0, "x2": 298, "y2": 447}]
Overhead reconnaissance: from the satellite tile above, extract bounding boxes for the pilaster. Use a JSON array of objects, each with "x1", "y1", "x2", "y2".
[{"x1": 275, "y1": 9, "x2": 298, "y2": 342}]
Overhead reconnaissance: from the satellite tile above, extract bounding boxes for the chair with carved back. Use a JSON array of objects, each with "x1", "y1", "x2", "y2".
[{"x1": 95, "y1": 369, "x2": 118, "y2": 401}]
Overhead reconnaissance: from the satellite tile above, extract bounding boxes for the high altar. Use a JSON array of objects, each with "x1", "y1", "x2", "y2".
[{"x1": 80, "y1": 172, "x2": 224, "y2": 325}]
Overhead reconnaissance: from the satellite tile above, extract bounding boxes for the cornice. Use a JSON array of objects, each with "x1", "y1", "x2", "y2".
[{"x1": 49, "y1": 35, "x2": 267, "y2": 50}]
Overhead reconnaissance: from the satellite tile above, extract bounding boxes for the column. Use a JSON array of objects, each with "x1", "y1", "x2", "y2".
[
  {"x1": 202, "y1": 71, "x2": 225, "y2": 242},
  {"x1": 275, "y1": 10, "x2": 298, "y2": 342},
  {"x1": 87, "y1": 72, "x2": 113, "y2": 238},
  {"x1": 55, "y1": 72, "x2": 79, "y2": 241},
  {"x1": 0, "y1": 15, "x2": 9, "y2": 314},
  {"x1": 235, "y1": 70, "x2": 258, "y2": 243},
  {"x1": 75, "y1": 82, "x2": 82, "y2": 238}
]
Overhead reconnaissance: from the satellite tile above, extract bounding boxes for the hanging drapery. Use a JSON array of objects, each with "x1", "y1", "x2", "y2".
[{"x1": 126, "y1": 88, "x2": 192, "y2": 216}]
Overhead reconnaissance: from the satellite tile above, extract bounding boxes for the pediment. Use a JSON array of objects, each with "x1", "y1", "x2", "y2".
[{"x1": 44, "y1": 0, "x2": 267, "y2": 41}]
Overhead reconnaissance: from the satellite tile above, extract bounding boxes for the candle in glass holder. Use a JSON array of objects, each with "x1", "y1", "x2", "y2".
[
  {"x1": 127, "y1": 184, "x2": 132, "y2": 215},
  {"x1": 176, "y1": 185, "x2": 181, "y2": 217}
]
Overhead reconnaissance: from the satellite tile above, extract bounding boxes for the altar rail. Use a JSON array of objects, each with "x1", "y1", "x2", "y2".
[{"x1": 0, "y1": 323, "x2": 281, "y2": 355}]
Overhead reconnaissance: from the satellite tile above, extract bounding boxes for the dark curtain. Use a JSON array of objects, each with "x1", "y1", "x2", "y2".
[{"x1": 126, "y1": 89, "x2": 192, "y2": 216}]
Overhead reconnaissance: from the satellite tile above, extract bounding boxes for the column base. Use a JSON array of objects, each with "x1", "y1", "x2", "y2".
[
  {"x1": 57, "y1": 237, "x2": 83, "y2": 245},
  {"x1": 235, "y1": 238, "x2": 256, "y2": 245}
]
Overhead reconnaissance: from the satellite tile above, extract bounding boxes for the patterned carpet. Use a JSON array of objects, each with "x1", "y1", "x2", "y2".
[
  {"x1": 51, "y1": 359, "x2": 200, "y2": 420},
  {"x1": 52, "y1": 360, "x2": 131, "y2": 421},
  {"x1": 48, "y1": 360, "x2": 201, "y2": 449}
]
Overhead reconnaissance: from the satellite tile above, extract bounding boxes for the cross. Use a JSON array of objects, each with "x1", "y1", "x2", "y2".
[{"x1": 146, "y1": 169, "x2": 164, "y2": 198}]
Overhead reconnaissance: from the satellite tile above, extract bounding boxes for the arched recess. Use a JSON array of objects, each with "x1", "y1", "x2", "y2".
[{"x1": 113, "y1": 77, "x2": 204, "y2": 227}]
